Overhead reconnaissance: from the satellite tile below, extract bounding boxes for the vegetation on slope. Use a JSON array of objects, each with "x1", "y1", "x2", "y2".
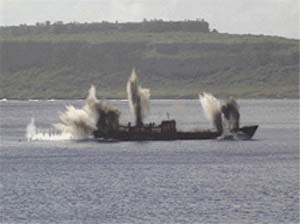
[{"x1": 0, "y1": 20, "x2": 299, "y2": 99}]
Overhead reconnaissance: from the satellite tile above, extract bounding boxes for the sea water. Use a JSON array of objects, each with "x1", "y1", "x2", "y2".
[{"x1": 0, "y1": 99, "x2": 299, "y2": 223}]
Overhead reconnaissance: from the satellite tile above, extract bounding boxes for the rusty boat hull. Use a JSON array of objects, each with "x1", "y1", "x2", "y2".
[{"x1": 94, "y1": 123, "x2": 258, "y2": 141}]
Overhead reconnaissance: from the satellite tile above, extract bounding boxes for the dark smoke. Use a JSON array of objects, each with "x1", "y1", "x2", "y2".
[
  {"x1": 221, "y1": 98, "x2": 240, "y2": 132},
  {"x1": 94, "y1": 101, "x2": 120, "y2": 138}
]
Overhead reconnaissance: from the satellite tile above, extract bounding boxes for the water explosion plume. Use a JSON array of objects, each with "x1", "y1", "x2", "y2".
[
  {"x1": 127, "y1": 69, "x2": 150, "y2": 126},
  {"x1": 221, "y1": 98, "x2": 240, "y2": 132},
  {"x1": 26, "y1": 85, "x2": 120, "y2": 141},
  {"x1": 199, "y1": 92, "x2": 223, "y2": 133}
]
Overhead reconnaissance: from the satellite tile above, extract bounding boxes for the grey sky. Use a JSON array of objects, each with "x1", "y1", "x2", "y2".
[{"x1": 0, "y1": 0, "x2": 299, "y2": 38}]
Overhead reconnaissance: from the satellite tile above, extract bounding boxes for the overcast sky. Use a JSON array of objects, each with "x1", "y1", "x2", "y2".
[{"x1": 0, "y1": 0, "x2": 299, "y2": 38}]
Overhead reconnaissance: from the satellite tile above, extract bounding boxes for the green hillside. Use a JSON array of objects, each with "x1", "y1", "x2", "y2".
[{"x1": 0, "y1": 21, "x2": 299, "y2": 99}]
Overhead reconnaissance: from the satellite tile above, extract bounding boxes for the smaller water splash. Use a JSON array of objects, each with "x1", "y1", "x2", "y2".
[
  {"x1": 218, "y1": 132, "x2": 251, "y2": 141},
  {"x1": 26, "y1": 117, "x2": 72, "y2": 141},
  {"x1": 26, "y1": 118, "x2": 36, "y2": 141}
]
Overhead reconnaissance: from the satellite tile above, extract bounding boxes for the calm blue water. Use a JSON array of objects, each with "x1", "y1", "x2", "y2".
[{"x1": 0, "y1": 99, "x2": 299, "y2": 223}]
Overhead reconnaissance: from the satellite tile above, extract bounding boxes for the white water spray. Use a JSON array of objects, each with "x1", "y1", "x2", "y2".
[
  {"x1": 199, "y1": 92, "x2": 249, "y2": 140},
  {"x1": 199, "y1": 92, "x2": 223, "y2": 133},
  {"x1": 26, "y1": 85, "x2": 118, "y2": 141},
  {"x1": 127, "y1": 68, "x2": 150, "y2": 126},
  {"x1": 26, "y1": 118, "x2": 36, "y2": 141},
  {"x1": 54, "y1": 85, "x2": 101, "y2": 139},
  {"x1": 26, "y1": 117, "x2": 72, "y2": 141}
]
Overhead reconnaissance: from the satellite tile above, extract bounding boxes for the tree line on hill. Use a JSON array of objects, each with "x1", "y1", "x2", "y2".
[{"x1": 0, "y1": 19, "x2": 211, "y2": 36}]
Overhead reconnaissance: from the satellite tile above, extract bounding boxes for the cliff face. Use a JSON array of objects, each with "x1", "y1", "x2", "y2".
[{"x1": 0, "y1": 32, "x2": 299, "y2": 99}]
